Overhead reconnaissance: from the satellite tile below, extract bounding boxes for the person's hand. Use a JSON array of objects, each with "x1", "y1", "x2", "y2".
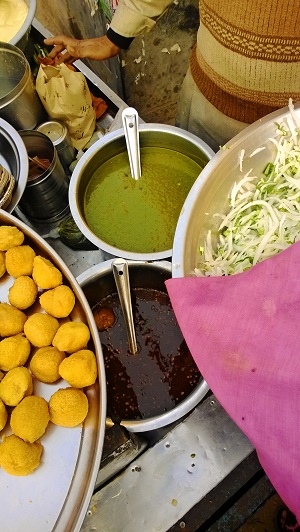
[{"x1": 44, "y1": 34, "x2": 120, "y2": 63}]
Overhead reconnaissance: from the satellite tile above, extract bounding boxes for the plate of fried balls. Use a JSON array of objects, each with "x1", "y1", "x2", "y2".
[{"x1": 0, "y1": 209, "x2": 106, "y2": 532}]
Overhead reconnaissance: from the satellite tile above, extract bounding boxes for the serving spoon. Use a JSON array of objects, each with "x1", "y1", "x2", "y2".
[
  {"x1": 122, "y1": 107, "x2": 141, "y2": 180},
  {"x1": 112, "y1": 257, "x2": 138, "y2": 355}
]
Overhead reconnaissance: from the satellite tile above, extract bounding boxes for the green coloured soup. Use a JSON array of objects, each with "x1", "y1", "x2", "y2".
[{"x1": 83, "y1": 146, "x2": 203, "y2": 253}]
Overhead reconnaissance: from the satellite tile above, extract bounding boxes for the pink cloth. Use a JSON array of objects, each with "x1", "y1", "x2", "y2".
[{"x1": 166, "y1": 242, "x2": 300, "y2": 519}]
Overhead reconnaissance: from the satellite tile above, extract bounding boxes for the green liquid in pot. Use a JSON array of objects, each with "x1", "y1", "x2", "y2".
[{"x1": 83, "y1": 146, "x2": 203, "y2": 253}]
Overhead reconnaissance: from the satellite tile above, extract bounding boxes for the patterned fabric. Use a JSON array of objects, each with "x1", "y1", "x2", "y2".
[{"x1": 191, "y1": 0, "x2": 300, "y2": 123}]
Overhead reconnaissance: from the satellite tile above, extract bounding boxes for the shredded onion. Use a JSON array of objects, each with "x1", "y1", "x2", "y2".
[{"x1": 197, "y1": 100, "x2": 300, "y2": 277}]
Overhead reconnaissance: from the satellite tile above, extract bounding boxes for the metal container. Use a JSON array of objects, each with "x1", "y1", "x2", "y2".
[
  {"x1": 0, "y1": 117, "x2": 28, "y2": 213},
  {"x1": 0, "y1": 209, "x2": 106, "y2": 532},
  {"x1": 9, "y1": 0, "x2": 36, "y2": 51},
  {"x1": 18, "y1": 130, "x2": 69, "y2": 221},
  {"x1": 0, "y1": 41, "x2": 45, "y2": 130},
  {"x1": 69, "y1": 124, "x2": 214, "y2": 261},
  {"x1": 171, "y1": 103, "x2": 300, "y2": 278},
  {"x1": 77, "y1": 259, "x2": 209, "y2": 432},
  {"x1": 36, "y1": 120, "x2": 75, "y2": 174}
]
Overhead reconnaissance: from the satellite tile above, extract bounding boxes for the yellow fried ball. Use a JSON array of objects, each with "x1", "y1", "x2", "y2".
[
  {"x1": 0, "y1": 251, "x2": 6, "y2": 278},
  {"x1": 0, "y1": 334, "x2": 31, "y2": 371},
  {"x1": 39, "y1": 285, "x2": 75, "y2": 318},
  {"x1": 30, "y1": 346, "x2": 66, "y2": 383},
  {"x1": 0, "y1": 226, "x2": 24, "y2": 251},
  {"x1": 10, "y1": 395, "x2": 50, "y2": 443},
  {"x1": 24, "y1": 313, "x2": 59, "y2": 347},
  {"x1": 8, "y1": 276, "x2": 38, "y2": 309},
  {"x1": 0, "y1": 367, "x2": 33, "y2": 406},
  {"x1": 0, "y1": 434, "x2": 43, "y2": 476},
  {"x1": 0, "y1": 303, "x2": 27, "y2": 337},
  {"x1": 52, "y1": 322, "x2": 90, "y2": 353},
  {"x1": 32, "y1": 255, "x2": 63, "y2": 289},
  {"x1": 0, "y1": 398, "x2": 8, "y2": 431},
  {"x1": 49, "y1": 387, "x2": 89, "y2": 427},
  {"x1": 59, "y1": 349, "x2": 97, "y2": 388},
  {"x1": 5, "y1": 245, "x2": 36, "y2": 277}
]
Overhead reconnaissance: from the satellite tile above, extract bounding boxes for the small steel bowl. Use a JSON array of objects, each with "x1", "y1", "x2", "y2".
[
  {"x1": 77, "y1": 259, "x2": 209, "y2": 432},
  {"x1": 69, "y1": 124, "x2": 214, "y2": 261}
]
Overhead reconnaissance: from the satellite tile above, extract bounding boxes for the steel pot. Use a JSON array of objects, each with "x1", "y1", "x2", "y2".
[
  {"x1": 9, "y1": 0, "x2": 36, "y2": 50},
  {"x1": 69, "y1": 124, "x2": 214, "y2": 261},
  {"x1": 77, "y1": 259, "x2": 209, "y2": 432}
]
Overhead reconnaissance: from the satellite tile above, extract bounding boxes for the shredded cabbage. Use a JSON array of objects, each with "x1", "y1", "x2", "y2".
[{"x1": 196, "y1": 100, "x2": 300, "y2": 277}]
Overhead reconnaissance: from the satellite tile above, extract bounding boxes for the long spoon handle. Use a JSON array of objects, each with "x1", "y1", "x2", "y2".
[
  {"x1": 122, "y1": 107, "x2": 141, "y2": 180},
  {"x1": 112, "y1": 258, "x2": 138, "y2": 355}
]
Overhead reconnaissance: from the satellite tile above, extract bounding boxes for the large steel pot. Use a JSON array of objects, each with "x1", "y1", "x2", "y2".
[
  {"x1": 69, "y1": 124, "x2": 214, "y2": 261},
  {"x1": 77, "y1": 259, "x2": 209, "y2": 432},
  {"x1": 9, "y1": 0, "x2": 36, "y2": 51}
]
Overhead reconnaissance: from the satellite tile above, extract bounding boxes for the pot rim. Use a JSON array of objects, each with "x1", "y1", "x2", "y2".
[
  {"x1": 69, "y1": 123, "x2": 215, "y2": 261},
  {"x1": 77, "y1": 258, "x2": 209, "y2": 432}
]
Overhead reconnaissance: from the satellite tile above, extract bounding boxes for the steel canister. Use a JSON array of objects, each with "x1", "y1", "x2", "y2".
[
  {"x1": 18, "y1": 130, "x2": 69, "y2": 221},
  {"x1": 36, "y1": 120, "x2": 75, "y2": 174}
]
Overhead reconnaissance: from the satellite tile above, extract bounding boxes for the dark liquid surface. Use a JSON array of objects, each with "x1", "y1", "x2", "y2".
[{"x1": 95, "y1": 288, "x2": 201, "y2": 421}]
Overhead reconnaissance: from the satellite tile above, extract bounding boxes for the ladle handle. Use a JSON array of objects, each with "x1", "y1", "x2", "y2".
[
  {"x1": 122, "y1": 107, "x2": 141, "y2": 180},
  {"x1": 112, "y1": 258, "x2": 138, "y2": 355}
]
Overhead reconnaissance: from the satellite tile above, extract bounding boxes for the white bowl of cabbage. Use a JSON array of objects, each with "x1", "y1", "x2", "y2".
[{"x1": 172, "y1": 100, "x2": 300, "y2": 278}]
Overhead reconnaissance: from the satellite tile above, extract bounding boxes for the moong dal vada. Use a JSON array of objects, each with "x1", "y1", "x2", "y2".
[
  {"x1": 0, "y1": 226, "x2": 24, "y2": 251},
  {"x1": 0, "y1": 303, "x2": 27, "y2": 337},
  {"x1": 24, "y1": 313, "x2": 59, "y2": 347},
  {"x1": 52, "y1": 322, "x2": 90, "y2": 353},
  {"x1": 49, "y1": 387, "x2": 89, "y2": 427},
  {"x1": 8, "y1": 276, "x2": 38, "y2": 309},
  {"x1": 32, "y1": 256, "x2": 63, "y2": 289},
  {"x1": 39, "y1": 285, "x2": 75, "y2": 318},
  {"x1": 30, "y1": 346, "x2": 66, "y2": 383},
  {"x1": 0, "y1": 366, "x2": 33, "y2": 407},
  {"x1": 59, "y1": 349, "x2": 97, "y2": 388},
  {"x1": 0, "y1": 334, "x2": 31, "y2": 371},
  {"x1": 10, "y1": 395, "x2": 50, "y2": 443},
  {"x1": 5, "y1": 245, "x2": 36, "y2": 277},
  {"x1": 0, "y1": 434, "x2": 43, "y2": 476}
]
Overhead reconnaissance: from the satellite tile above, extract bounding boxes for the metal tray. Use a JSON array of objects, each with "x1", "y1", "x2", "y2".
[{"x1": 0, "y1": 209, "x2": 107, "y2": 532}]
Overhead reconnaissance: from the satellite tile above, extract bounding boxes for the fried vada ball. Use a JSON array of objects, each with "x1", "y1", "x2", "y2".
[
  {"x1": 0, "y1": 334, "x2": 31, "y2": 371},
  {"x1": 0, "y1": 399, "x2": 8, "y2": 431},
  {"x1": 0, "y1": 251, "x2": 6, "y2": 278},
  {"x1": 93, "y1": 307, "x2": 115, "y2": 331},
  {"x1": 52, "y1": 322, "x2": 90, "y2": 353},
  {"x1": 24, "y1": 313, "x2": 59, "y2": 348},
  {"x1": 0, "y1": 225, "x2": 24, "y2": 251},
  {"x1": 10, "y1": 395, "x2": 50, "y2": 443},
  {"x1": 49, "y1": 387, "x2": 89, "y2": 427},
  {"x1": 30, "y1": 346, "x2": 65, "y2": 383},
  {"x1": 0, "y1": 302, "x2": 27, "y2": 337},
  {"x1": 5, "y1": 245, "x2": 36, "y2": 277},
  {"x1": 32, "y1": 255, "x2": 63, "y2": 290},
  {"x1": 8, "y1": 276, "x2": 38, "y2": 310},
  {"x1": 0, "y1": 434, "x2": 43, "y2": 476},
  {"x1": 39, "y1": 285, "x2": 75, "y2": 318},
  {"x1": 59, "y1": 349, "x2": 97, "y2": 388},
  {"x1": 0, "y1": 367, "x2": 33, "y2": 407}
]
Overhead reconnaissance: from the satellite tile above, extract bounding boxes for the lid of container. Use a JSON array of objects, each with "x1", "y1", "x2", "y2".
[{"x1": 36, "y1": 121, "x2": 66, "y2": 144}]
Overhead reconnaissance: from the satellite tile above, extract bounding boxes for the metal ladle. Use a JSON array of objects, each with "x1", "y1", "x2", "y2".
[
  {"x1": 112, "y1": 258, "x2": 138, "y2": 355},
  {"x1": 122, "y1": 107, "x2": 141, "y2": 180}
]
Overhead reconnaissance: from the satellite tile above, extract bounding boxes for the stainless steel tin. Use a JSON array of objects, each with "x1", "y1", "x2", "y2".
[
  {"x1": 0, "y1": 209, "x2": 106, "y2": 532},
  {"x1": 77, "y1": 259, "x2": 209, "y2": 432},
  {"x1": 69, "y1": 124, "x2": 215, "y2": 261},
  {"x1": 0, "y1": 42, "x2": 45, "y2": 130},
  {"x1": 0, "y1": 117, "x2": 28, "y2": 213},
  {"x1": 172, "y1": 103, "x2": 300, "y2": 278},
  {"x1": 18, "y1": 130, "x2": 69, "y2": 222},
  {"x1": 36, "y1": 120, "x2": 75, "y2": 173}
]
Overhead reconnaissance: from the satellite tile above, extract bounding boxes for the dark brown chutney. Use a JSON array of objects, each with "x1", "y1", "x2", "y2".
[{"x1": 94, "y1": 287, "x2": 201, "y2": 422}]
